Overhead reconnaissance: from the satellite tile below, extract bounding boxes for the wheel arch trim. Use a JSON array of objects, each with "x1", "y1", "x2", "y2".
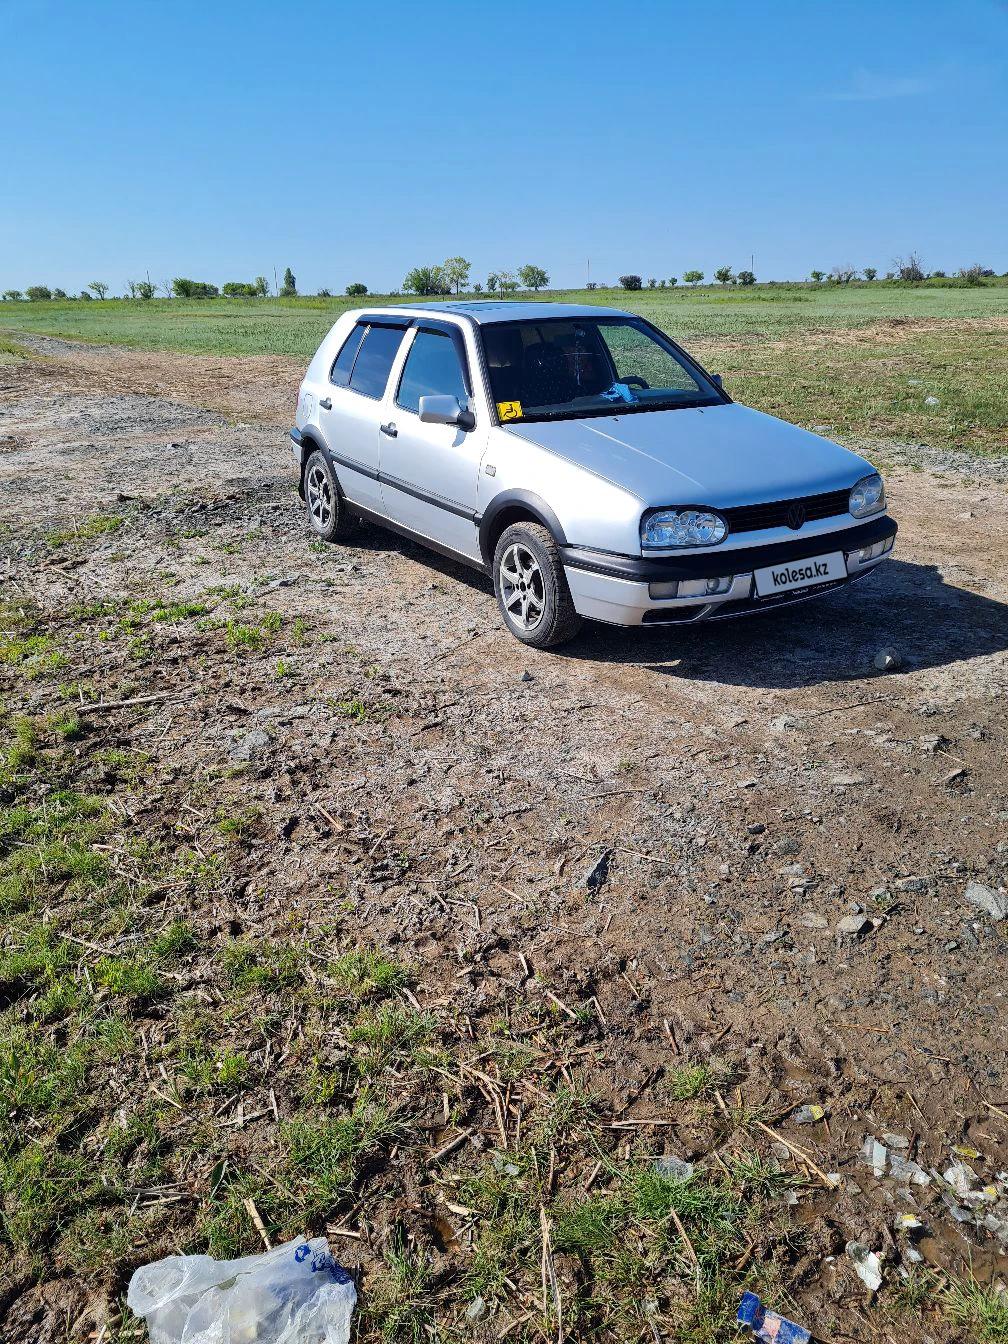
[
  {"x1": 478, "y1": 490, "x2": 569, "y2": 567},
  {"x1": 298, "y1": 427, "x2": 358, "y2": 501}
]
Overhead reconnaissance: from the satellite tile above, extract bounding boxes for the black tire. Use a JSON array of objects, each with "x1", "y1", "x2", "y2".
[
  {"x1": 304, "y1": 448, "x2": 357, "y2": 543},
  {"x1": 493, "y1": 521, "x2": 583, "y2": 649}
]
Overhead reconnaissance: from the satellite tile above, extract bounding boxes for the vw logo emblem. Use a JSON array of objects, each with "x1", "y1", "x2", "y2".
[{"x1": 785, "y1": 502, "x2": 806, "y2": 530}]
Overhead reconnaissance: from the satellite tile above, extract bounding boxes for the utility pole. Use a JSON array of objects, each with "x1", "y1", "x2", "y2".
[
  {"x1": 273, "y1": 267, "x2": 278, "y2": 298},
  {"x1": 586, "y1": 258, "x2": 590, "y2": 289}
]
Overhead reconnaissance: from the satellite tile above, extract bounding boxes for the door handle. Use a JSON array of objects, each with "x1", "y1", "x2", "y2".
[
  {"x1": 319, "y1": 397, "x2": 332, "y2": 410},
  {"x1": 380, "y1": 421, "x2": 397, "y2": 438}
]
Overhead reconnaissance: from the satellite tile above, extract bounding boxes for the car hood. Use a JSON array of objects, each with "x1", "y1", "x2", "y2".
[{"x1": 503, "y1": 403, "x2": 874, "y2": 507}]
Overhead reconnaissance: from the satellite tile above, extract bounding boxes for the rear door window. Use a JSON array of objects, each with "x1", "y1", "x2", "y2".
[
  {"x1": 396, "y1": 330, "x2": 468, "y2": 414},
  {"x1": 349, "y1": 325, "x2": 406, "y2": 399}
]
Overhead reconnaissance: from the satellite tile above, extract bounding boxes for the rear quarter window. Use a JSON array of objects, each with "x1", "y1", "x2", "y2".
[{"x1": 330, "y1": 323, "x2": 366, "y2": 387}]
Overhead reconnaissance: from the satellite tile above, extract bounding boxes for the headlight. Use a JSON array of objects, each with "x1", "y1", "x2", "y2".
[
  {"x1": 849, "y1": 473, "x2": 886, "y2": 519},
  {"x1": 641, "y1": 507, "x2": 728, "y2": 549}
]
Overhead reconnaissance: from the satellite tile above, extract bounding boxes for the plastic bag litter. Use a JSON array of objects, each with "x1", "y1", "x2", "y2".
[{"x1": 127, "y1": 1236, "x2": 356, "y2": 1344}]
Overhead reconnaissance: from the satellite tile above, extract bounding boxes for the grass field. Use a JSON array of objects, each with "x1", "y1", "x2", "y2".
[{"x1": 2, "y1": 283, "x2": 1007, "y2": 454}]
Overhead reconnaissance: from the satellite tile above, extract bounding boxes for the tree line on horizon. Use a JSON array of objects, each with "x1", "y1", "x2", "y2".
[{"x1": 2, "y1": 252, "x2": 1004, "y2": 302}]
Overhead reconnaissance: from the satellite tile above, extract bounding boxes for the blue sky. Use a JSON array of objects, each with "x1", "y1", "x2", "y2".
[{"x1": 2, "y1": 0, "x2": 1006, "y2": 294}]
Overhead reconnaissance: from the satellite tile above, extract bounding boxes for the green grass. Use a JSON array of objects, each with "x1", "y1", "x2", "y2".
[
  {"x1": 345, "y1": 1003, "x2": 432, "y2": 1076},
  {"x1": 3, "y1": 282, "x2": 1008, "y2": 358},
  {"x1": 220, "y1": 936, "x2": 306, "y2": 991},
  {"x1": 330, "y1": 948, "x2": 408, "y2": 1000},
  {"x1": 364, "y1": 1235, "x2": 434, "y2": 1344},
  {"x1": 282, "y1": 1088, "x2": 399, "y2": 1215},
  {"x1": 47, "y1": 513, "x2": 123, "y2": 547},
  {"x1": 667, "y1": 1062, "x2": 712, "y2": 1100},
  {"x1": 0, "y1": 633, "x2": 66, "y2": 679},
  {"x1": 0, "y1": 334, "x2": 29, "y2": 362},
  {"x1": 943, "y1": 1274, "x2": 1008, "y2": 1342},
  {"x1": 0, "y1": 788, "x2": 107, "y2": 912},
  {"x1": 224, "y1": 613, "x2": 282, "y2": 652},
  {"x1": 2, "y1": 283, "x2": 1007, "y2": 452}
]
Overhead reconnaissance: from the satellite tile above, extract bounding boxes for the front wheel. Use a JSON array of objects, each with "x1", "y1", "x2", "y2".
[
  {"x1": 493, "y1": 521, "x2": 583, "y2": 649},
  {"x1": 304, "y1": 449, "x2": 357, "y2": 543}
]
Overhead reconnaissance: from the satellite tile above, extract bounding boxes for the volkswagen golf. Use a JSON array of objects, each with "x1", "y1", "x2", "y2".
[{"x1": 290, "y1": 301, "x2": 897, "y2": 648}]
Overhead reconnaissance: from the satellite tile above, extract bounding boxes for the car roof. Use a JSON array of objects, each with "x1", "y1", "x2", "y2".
[{"x1": 365, "y1": 300, "x2": 632, "y2": 325}]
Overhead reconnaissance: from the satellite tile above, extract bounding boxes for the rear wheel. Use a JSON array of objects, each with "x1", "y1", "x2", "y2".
[
  {"x1": 304, "y1": 449, "x2": 356, "y2": 543},
  {"x1": 493, "y1": 521, "x2": 583, "y2": 648}
]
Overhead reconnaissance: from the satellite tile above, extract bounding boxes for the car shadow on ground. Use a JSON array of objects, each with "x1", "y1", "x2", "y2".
[
  {"x1": 567, "y1": 558, "x2": 1008, "y2": 690},
  {"x1": 347, "y1": 524, "x2": 1007, "y2": 690},
  {"x1": 349, "y1": 521, "x2": 494, "y2": 596}
]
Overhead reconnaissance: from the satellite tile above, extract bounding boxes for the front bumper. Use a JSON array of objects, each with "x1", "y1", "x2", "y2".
[{"x1": 562, "y1": 515, "x2": 897, "y2": 626}]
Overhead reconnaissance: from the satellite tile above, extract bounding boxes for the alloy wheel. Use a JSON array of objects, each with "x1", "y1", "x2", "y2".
[
  {"x1": 307, "y1": 463, "x2": 333, "y2": 531},
  {"x1": 499, "y1": 542, "x2": 546, "y2": 630}
]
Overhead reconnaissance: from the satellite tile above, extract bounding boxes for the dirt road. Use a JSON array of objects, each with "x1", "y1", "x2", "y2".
[{"x1": 2, "y1": 337, "x2": 1008, "y2": 1341}]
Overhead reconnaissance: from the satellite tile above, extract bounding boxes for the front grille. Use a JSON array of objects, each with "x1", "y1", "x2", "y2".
[{"x1": 722, "y1": 489, "x2": 850, "y2": 534}]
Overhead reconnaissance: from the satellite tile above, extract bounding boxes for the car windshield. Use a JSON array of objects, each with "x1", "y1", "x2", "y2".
[{"x1": 480, "y1": 317, "x2": 723, "y2": 423}]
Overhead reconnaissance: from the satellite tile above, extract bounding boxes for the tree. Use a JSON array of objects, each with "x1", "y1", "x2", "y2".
[
  {"x1": 668, "y1": 276, "x2": 678, "y2": 286},
  {"x1": 682, "y1": 270, "x2": 703, "y2": 286},
  {"x1": 345, "y1": 282, "x2": 368, "y2": 297},
  {"x1": 87, "y1": 281, "x2": 109, "y2": 300},
  {"x1": 222, "y1": 281, "x2": 259, "y2": 297},
  {"x1": 810, "y1": 270, "x2": 825, "y2": 283},
  {"x1": 25, "y1": 285, "x2": 52, "y2": 301},
  {"x1": 52, "y1": 288, "x2": 68, "y2": 299},
  {"x1": 254, "y1": 276, "x2": 269, "y2": 297},
  {"x1": 518, "y1": 264, "x2": 549, "y2": 291},
  {"x1": 472, "y1": 281, "x2": 483, "y2": 294},
  {"x1": 486, "y1": 272, "x2": 500, "y2": 296},
  {"x1": 618, "y1": 274, "x2": 642, "y2": 290},
  {"x1": 173, "y1": 278, "x2": 219, "y2": 298},
  {"x1": 2, "y1": 290, "x2": 23, "y2": 301},
  {"x1": 714, "y1": 266, "x2": 734, "y2": 285},
  {"x1": 830, "y1": 265, "x2": 857, "y2": 284},
  {"x1": 499, "y1": 271, "x2": 518, "y2": 294},
  {"x1": 894, "y1": 252, "x2": 925, "y2": 283},
  {"x1": 79, "y1": 290, "x2": 93, "y2": 300},
  {"x1": 443, "y1": 256, "x2": 471, "y2": 294},
  {"x1": 736, "y1": 270, "x2": 756, "y2": 286},
  {"x1": 863, "y1": 266, "x2": 877, "y2": 282},
  {"x1": 280, "y1": 267, "x2": 297, "y2": 297},
  {"x1": 404, "y1": 265, "x2": 448, "y2": 296}
]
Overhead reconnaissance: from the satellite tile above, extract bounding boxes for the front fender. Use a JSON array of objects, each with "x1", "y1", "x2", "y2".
[{"x1": 479, "y1": 430, "x2": 644, "y2": 557}]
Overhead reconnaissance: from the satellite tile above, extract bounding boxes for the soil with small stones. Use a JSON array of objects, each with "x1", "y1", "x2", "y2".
[{"x1": 2, "y1": 336, "x2": 1008, "y2": 1341}]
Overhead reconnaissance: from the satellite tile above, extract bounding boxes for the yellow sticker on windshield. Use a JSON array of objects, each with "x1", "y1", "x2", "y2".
[{"x1": 497, "y1": 400, "x2": 523, "y2": 422}]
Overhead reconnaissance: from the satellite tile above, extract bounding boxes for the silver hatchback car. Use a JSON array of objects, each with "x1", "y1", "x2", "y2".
[{"x1": 291, "y1": 301, "x2": 896, "y2": 648}]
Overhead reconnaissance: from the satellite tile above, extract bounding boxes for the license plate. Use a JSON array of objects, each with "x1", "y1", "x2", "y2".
[{"x1": 754, "y1": 551, "x2": 846, "y2": 597}]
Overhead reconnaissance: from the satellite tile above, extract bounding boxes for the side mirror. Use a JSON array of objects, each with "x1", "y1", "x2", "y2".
[
  {"x1": 711, "y1": 374, "x2": 723, "y2": 389},
  {"x1": 418, "y1": 394, "x2": 475, "y2": 431}
]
